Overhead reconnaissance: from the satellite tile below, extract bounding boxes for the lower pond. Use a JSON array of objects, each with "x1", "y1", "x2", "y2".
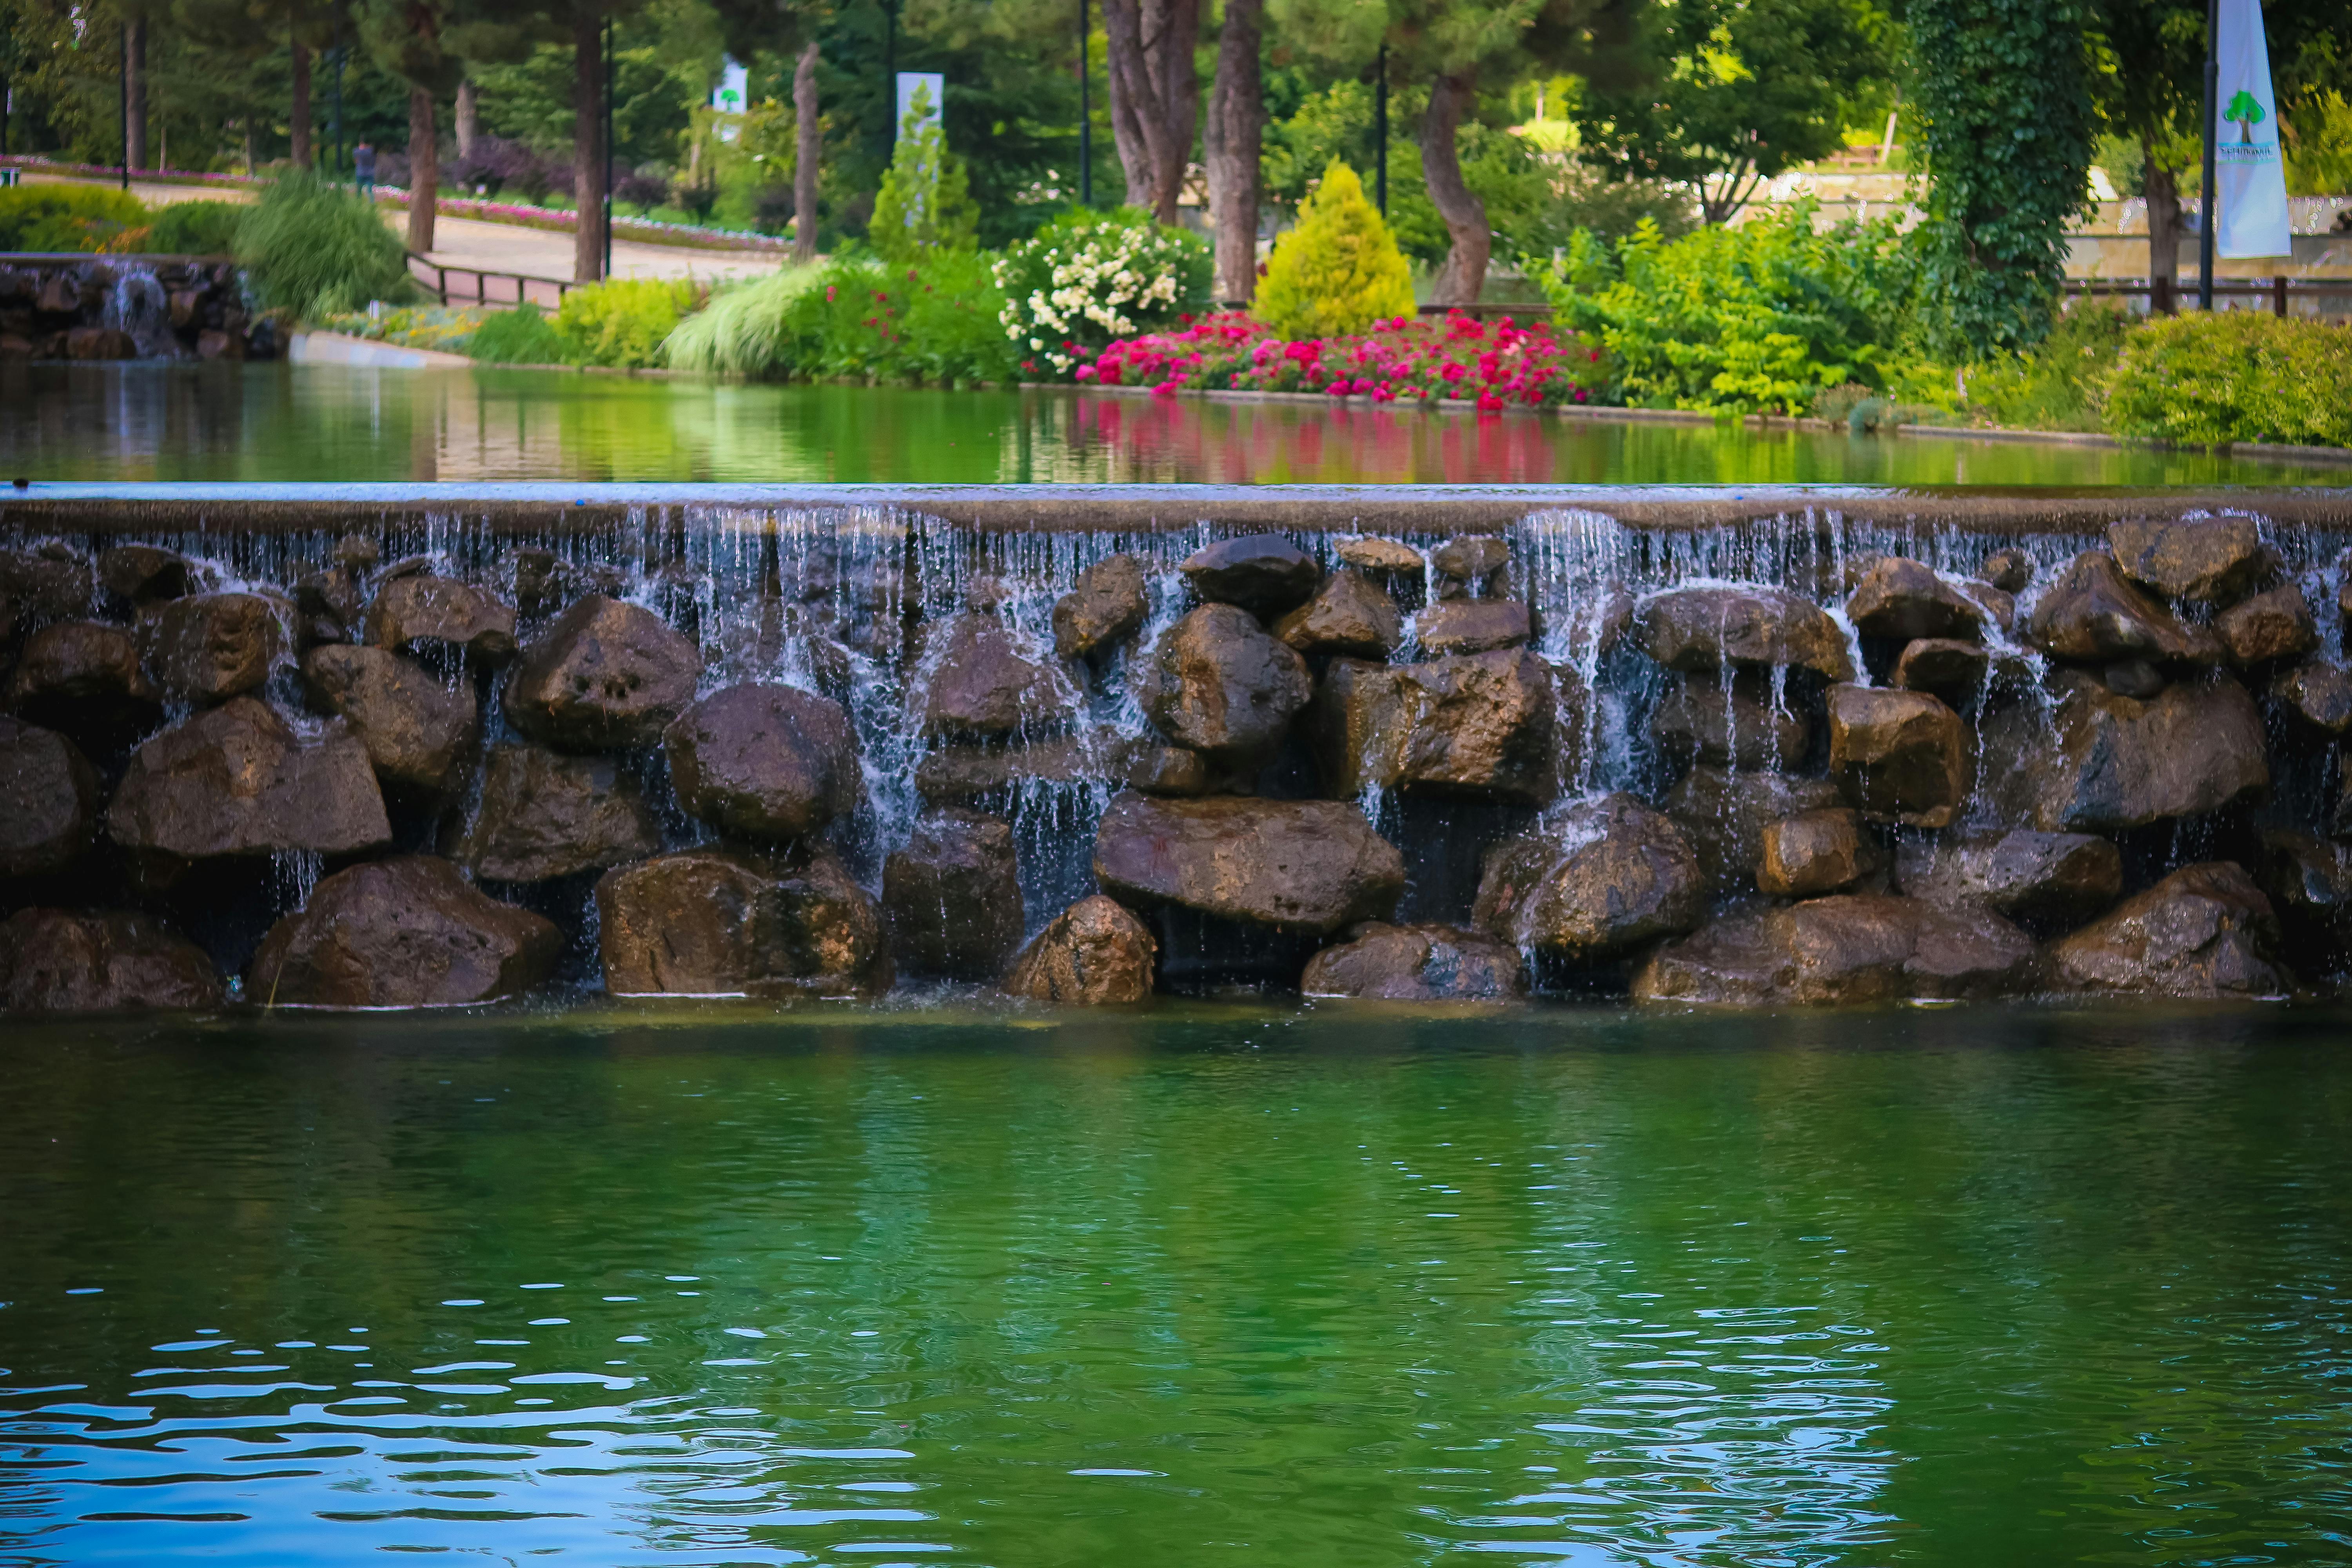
[
  {"x1": 5, "y1": 361, "x2": 2345, "y2": 486},
  {"x1": 3, "y1": 1004, "x2": 2347, "y2": 1566}
]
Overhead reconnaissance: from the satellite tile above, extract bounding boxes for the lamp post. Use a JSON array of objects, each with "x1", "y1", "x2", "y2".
[
  {"x1": 604, "y1": 15, "x2": 615, "y2": 278},
  {"x1": 2198, "y1": 0, "x2": 2217, "y2": 309},
  {"x1": 118, "y1": 22, "x2": 129, "y2": 190},
  {"x1": 1373, "y1": 43, "x2": 1387, "y2": 216},
  {"x1": 1078, "y1": 0, "x2": 1091, "y2": 209}
]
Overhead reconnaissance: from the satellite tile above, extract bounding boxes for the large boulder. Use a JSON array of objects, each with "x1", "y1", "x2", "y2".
[
  {"x1": 1336, "y1": 537, "x2": 1426, "y2": 581},
  {"x1": 505, "y1": 595, "x2": 703, "y2": 752},
  {"x1": 363, "y1": 574, "x2": 519, "y2": 662},
  {"x1": 299, "y1": 644, "x2": 479, "y2": 798},
  {"x1": 1890, "y1": 637, "x2": 1991, "y2": 701},
  {"x1": 1472, "y1": 793, "x2": 1705, "y2": 962},
  {"x1": 2107, "y1": 516, "x2": 2267, "y2": 604},
  {"x1": 1846, "y1": 557, "x2": 1987, "y2": 642},
  {"x1": 1430, "y1": 537, "x2": 1510, "y2": 599},
  {"x1": 1180, "y1": 535, "x2": 1319, "y2": 618},
  {"x1": 1826, "y1": 684, "x2": 1968, "y2": 828},
  {"x1": 914, "y1": 731, "x2": 1237, "y2": 803},
  {"x1": 1052, "y1": 554, "x2": 1150, "y2": 660},
  {"x1": 2255, "y1": 830, "x2": 2352, "y2": 962},
  {"x1": 1273, "y1": 569, "x2": 1403, "y2": 658},
  {"x1": 1652, "y1": 678, "x2": 1808, "y2": 769},
  {"x1": 1412, "y1": 598, "x2": 1531, "y2": 656},
  {"x1": 106, "y1": 697, "x2": 390, "y2": 862},
  {"x1": 665, "y1": 682, "x2": 861, "y2": 842},
  {"x1": 1301, "y1": 922, "x2": 1526, "y2": 1000},
  {"x1": 97, "y1": 544, "x2": 202, "y2": 606},
  {"x1": 1135, "y1": 604, "x2": 1312, "y2": 763},
  {"x1": 1002, "y1": 894, "x2": 1158, "y2": 1004},
  {"x1": 2214, "y1": 583, "x2": 2317, "y2": 667},
  {"x1": 2023, "y1": 551, "x2": 2221, "y2": 665},
  {"x1": 1311, "y1": 649, "x2": 1556, "y2": 806},
  {"x1": 1093, "y1": 793, "x2": 1405, "y2": 935},
  {"x1": 294, "y1": 563, "x2": 367, "y2": 643},
  {"x1": 0, "y1": 908, "x2": 221, "y2": 1013},
  {"x1": 918, "y1": 613, "x2": 1074, "y2": 741},
  {"x1": 2046, "y1": 861, "x2": 2288, "y2": 996},
  {"x1": 0, "y1": 546, "x2": 94, "y2": 640},
  {"x1": 1980, "y1": 670, "x2": 2267, "y2": 831},
  {"x1": 5, "y1": 621, "x2": 162, "y2": 744},
  {"x1": 1633, "y1": 895, "x2": 2037, "y2": 1005},
  {"x1": 2270, "y1": 660, "x2": 2352, "y2": 735},
  {"x1": 595, "y1": 846, "x2": 893, "y2": 998},
  {"x1": 142, "y1": 591, "x2": 287, "y2": 704},
  {"x1": 447, "y1": 743, "x2": 661, "y2": 883},
  {"x1": 1634, "y1": 584, "x2": 1854, "y2": 682},
  {"x1": 0, "y1": 718, "x2": 101, "y2": 877},
  {"x1": 882, "y1": 810, "x2": 1024, "y2": 981},
  {"x1": 1895, "y1": 828, "x2": 2123, "y2": 924},
  {"x1": 1758, "y1": 807, "x2": 1879, "y2": 899},
  {"x1": 248, "y1": 856, "x2": 559, "y2": 1007},
  {"x1": 1662, "y1": 765, "x2": 1846, "y2": 895}
]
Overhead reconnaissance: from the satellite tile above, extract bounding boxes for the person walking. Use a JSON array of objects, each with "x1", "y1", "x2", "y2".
[{"x1": 353, "y1": 139, "x2": 376, "y2": 201}]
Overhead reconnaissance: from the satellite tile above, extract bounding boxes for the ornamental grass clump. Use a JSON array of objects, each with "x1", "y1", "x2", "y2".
[
  {"x1": 664, "y1": 267, "x2": 822, "y2": 375},
  {"x1": 2102, "y1": 310, "x2": 2352, "y2": 449},
  {"x1": 1254, "y1": 162, "x2": 1417, "y2": 339},
  {"x1": 993, "y1": 207, "x2": 1211, "y2": 372},
  {"x1": 234, "y1": 172, "x2": 413, "y2": 320}
]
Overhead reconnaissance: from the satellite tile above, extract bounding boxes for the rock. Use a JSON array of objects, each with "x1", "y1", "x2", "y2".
[
  {"x1": 141, "y1": 591, "x2": 287, "y2": 705},
  {"x1": 2270, "y1": 660, "x2": 2352, "y2": 734},
  {"x1": 0, "y1": 546, "x2": 94, "y2": 639},
  {"x1": 1301, "y1": 922, "x2": 1526, "y2": 1000},
  {"x1": 1135, "y1": 604, "x2": 1312, "y2": 763},
  {"x1": 1412, "y1": 598, "x2": 1530, "y2": 657},
  {"x1": 247, "y1": 856, "x2": 559, "y2": 1007},
  {"x1": 1312, "y1": 650, "x2": 1556, "y2": 805},
  {"x1": 1430, "y1": 537, "x2": 1510, "y2": 597},
  {"x1": 1473, "y1": 793, "x2": 1706, "y2": 962},
  {"x1": 1336, "y1": 537, "x2": 1425, "y2": 579},
  {"x1": 1051, "y1": 554, "x2": 1150, "y2": 660},
  {"x1": 882, "y1": 811, "x2": 1024, "y2": 981},
  {"x1": 1958, "y1": 580, "x2": 2018, "y2": 636},
  {"x1": 294, "y1": 564, "x2": 366, "y2": 639},
  {"x1": 2255, "y1": 830, "x2": 2352, "y2": 957},
  {"x1": 1895, "y1": 829, "x2": 2123, "y2": 923},
  {"x1": 107, "y1": 697, "x2": 390, "y2": 862},
  {"x1": 1663, "y1": 765, "x2": 1847, "y2": 895},
  {"x1": 1891, "y1": 637, "x2": 1991, "y2": 700},
  {"x1": 2046, "y1": 861, "x2": 2288, "y2": 996},
  {"x1": 2213, "y1": 583, "x2": 2318, "y2": 667},
  {"x1": 1273, "y1": 569, "x2": 1402, "y2": 658},
  {"x1": 299, "y1": 644, "x2": 479, "y2": 798},
  {"x1": 1982, "y1": 549, "x2": 2034, "y2": 593},
  {"x1": 665, "y1": 683, "x2": 860, "y2": 842},
  {"x1": 4, "y1": 621, "x2": 162, "y2": 743},
  {"x1": 65, "y1": 326, "x2": 135, "y2": 360},
  {"x1": 1981, "y1": 670, "x2": 2267, "y2": 831},
  {"x1": 363, "y1": 574, "x2": 520, "y2": 662},
  {"x1": 0, "y1": 909, "x2": 221, "y2": 1013},
  {"x1": 1120, "y1": 741, "x2": 1223, "y2": 795},
  {"x1": 1652, "y1": 677, "x2": 1808, "y2": 769},
  {"x1": 448, "y1": 743, "x2": 661, "y2": 883},
  {"x1": 0, "y1": 718, "x2": 100, "y2": 877},
  {"x1": 1826, "y1": 684, "x2": 1968, "y2": 828},
  {"x1": 1093, "y1": 793, "x2": 1405, "y2": 935},
  {"x1": 96, "y1": 544, "x2": 200, "y2": 604},
  {"x1": 1180, "y1": 535, "x2": 1319, "y2": 618},
  {"x1": 2102, "y1": 659, "x2": 2167, "y2": 699},
  {"x1": 914, "y1": 732, "x2": 1235, "y2": 803},
  {"x1": 1633, "y1": 895, "x2": 2037, "y2": 1005},
  {"x1": 505, "y1": 595, "x2": 703, "y2": 752},
  {"x1": 918, "y1": 613, "x2": 1074, "y2": 741},
  {"x1": 1758, "y1": 807, "x2": 1878, "y2": 898},
  {"x1": 2107, "y1": 517, "x2": 2268, "y2": 604},
  {"x1": 1002, "y1": 895, "x2": 1158, "y2": 1004},
  {"x1": 1634, "y1": 585, "x2": 1855, "y2": 682},
  {"x1": 1846, "y1": 557, "x2": 1987, "y2": 642},
  {"x1": 2024, "y1": 552, "x2": 2221, "y2": 665},
  {"x1": 596, "y1": 846, "x2": 892, "y2": 998}
]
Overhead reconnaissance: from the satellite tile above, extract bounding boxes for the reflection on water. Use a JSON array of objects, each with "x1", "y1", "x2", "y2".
[
  {"x1": 4, "y1": 360, "x2": 2342, "y2": 485},
  {"x1": 2, "y1": 1004, "x2": 2348, "y2": 1566}
]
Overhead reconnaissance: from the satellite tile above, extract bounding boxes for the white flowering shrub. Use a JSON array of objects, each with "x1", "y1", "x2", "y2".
[{"x1": 992, "y1": 207, "x2": 1212, "y2": 374}]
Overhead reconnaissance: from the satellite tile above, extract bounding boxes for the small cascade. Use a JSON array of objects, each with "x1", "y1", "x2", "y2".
[{"x1": 100, "y1": 267, "x2": 183, "y2": 360}]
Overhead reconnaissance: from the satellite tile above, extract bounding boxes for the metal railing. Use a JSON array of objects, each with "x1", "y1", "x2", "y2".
[
  {"x1": 2063, "y1": 276, "x2": 2352, "y2": 316},
  {"x1": 407, "y1": 252, "x2": 577, "y2": 310}
]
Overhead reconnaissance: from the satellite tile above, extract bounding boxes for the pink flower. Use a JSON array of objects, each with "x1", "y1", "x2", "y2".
[{"x1": 1074, "y1": 365, "x2": 1098, "y2": 382}]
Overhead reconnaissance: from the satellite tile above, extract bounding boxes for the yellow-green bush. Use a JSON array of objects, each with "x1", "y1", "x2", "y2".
[
  {"x1": 2103, "y1": 310, "x2": 2352, "y2": 448},
  {"x1": 0, "y1": 184, "x2": 150, "y2": 251},
  {"x1": 1255, "y1": 162, "x2": 1417, "y2": 339},
  {"x1": 553, "y1": 278, "x2": 704, "y2": 369}
]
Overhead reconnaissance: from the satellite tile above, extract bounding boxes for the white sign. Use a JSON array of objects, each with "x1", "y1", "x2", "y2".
[
  {"x1": 2214, "y1": 0, "x2": 2292, "y2": 259},
  {"x1": 895, "y1": 72, "x2": 944, "y2": 142},
  {"x1": 712, "y1": 58, "x2": 749, "y2": 115}
]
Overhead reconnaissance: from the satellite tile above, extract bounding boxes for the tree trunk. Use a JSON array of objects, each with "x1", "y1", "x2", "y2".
[
  {"x1": 290, "y1": 38, "x2": 312, "y2": 170},
  {"x1": 243, "y1": 120, "x2": 257, "y2": 175},
  {"x1": 1420, "y1": 69, "x2": 1488, "y2": 305},
  {"x1": 1102, "y1": 0, "x2": 1155, "y2": 207},
  {"x1": 1101, "y1": 0, "x2": 1199, "y2": 223},
  {"x1": 793, "y1": 40, "x2": 820, "y2": 264},
  {"x1": 574, "y1": 9, "x2": 608, "y2": 283},
  {"x1": 2143, "y1": 147, "x2": 2181, "y2": 314},
  {"x1": 1206, "y1": 0, "x2": 1261, "y2": 304},
  {"x1": 407, "y1": 87, "x2": 437, "y2": 252},
  {"x1": 125, "y1": 18, "x2": 148, "y2": 172},
  {"x1": 455, "y1": 78, "x2": 479, "y2": 158}
]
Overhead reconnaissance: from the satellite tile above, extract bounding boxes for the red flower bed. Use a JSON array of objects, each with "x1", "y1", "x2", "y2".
[{"x1": 1064, "y1": 310, "x2": 1604, "y2": 410}]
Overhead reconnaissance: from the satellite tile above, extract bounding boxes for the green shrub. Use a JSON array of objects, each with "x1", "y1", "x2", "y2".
[
  {"x1": 2103, "y1": 311, "x2": 2352, "y2": 448},
  {"x1": 666, "y1": 256, "x2": 1014, "y2": 385},
  {"x1": 0, "y1": 183, "x2": 151, "y2": 252},
  {"x1": 664, "y1": 268, "x2": 822, "y2": 375},
  {"x1": 145, "y1": 200, "x2": 248, "y2": 256},
  {"x1": 234, "y1": 173, "x2": 413, "y2": 320},
  {"x1": 1256, "y1": 162, "x2": 1418, "y2": 339},
  {"x1": 992, "y1": 207, "x2": 1212, "y2": 372},
  {"x1": 552, "y1": 277, "x2": 704, "y2": 369},
  {"x1": 869, "y1": 83, "x2": 980, "y2": 266},
  {"x1": 1955, "y1": 302, "x2": 2133, "y2": 433},
  {"x1": 467, "y1": 305, "x2": 575, "y2": 365}
]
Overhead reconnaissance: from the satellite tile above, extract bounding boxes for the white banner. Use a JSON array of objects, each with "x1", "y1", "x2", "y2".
[
  {"x1": 2214, "y1": 0, "x2": 2292, "y2": 258},
  {"x1": 895, "y1": 73, "x2": 945, "y2": 142}
]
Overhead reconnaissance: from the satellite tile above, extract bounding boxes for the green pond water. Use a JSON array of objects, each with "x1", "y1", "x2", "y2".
[
  {"x1": 5, "y1": 361, "x2": 2347, "y2": 485},
  {"x1": 3, "y1": 1003, "x2": 2348, "y2": 1566}
]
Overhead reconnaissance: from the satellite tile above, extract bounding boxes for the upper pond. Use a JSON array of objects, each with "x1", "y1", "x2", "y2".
[{"x1": 5, "y1": 360, "x2": 2346, "y2": 486}]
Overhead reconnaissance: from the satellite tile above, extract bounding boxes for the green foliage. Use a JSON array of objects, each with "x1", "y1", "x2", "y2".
[
  {"x1": 869, "y1": 85, "x2": 982, "y2": 266},
  {"x1": 1953, "y1": 302, "x2": 2134, "y2": 432},
  {"x1": 233, "y1": 173, "x2": 414, "y2": 321},
  {"x1": 145, "y1": 201, "x2": 249, "y2": 257},
  {"x1": 467, "y1": 306, "x2": 575, "y2": 365},
  {"x1": 1535, "y1": 204, "x2": 1927, "y2": 414},
  {"x1": 321, "y1": 303, "x2": 488, "y2": 356},
  {"x1": 993, "y1": 207, "x2": 1213, "y2": 371},
  {"x1": 2103, "y1": 312, "x2": 2352, "y2": 448},
  {"x1": 552, "y1": 278, "x2": 706, "y2": 370},
  {"x1": 2284, "y1": 91, "x2": 2352, "y2": 191},
  {"x1": 664, "y1": 268, "x2": 824, "y2": 375},
  {"x1": 664, "y1": 255, "x2": 1016, "y2": 386},
  {"x1": 0, "y1": 184, "x2": 151, "y2": 252},
  {"x1": 1257, "y1": 163, "x2": 1420, "y2": 339}
]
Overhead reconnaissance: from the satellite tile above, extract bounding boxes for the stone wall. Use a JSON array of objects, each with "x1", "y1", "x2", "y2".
[
  {"x1": 0, "y1": 258, "x2": 280, "y2": 362},
  {"x1": 2, "y1": 501, "x2": 2345, "y2": 1013}
]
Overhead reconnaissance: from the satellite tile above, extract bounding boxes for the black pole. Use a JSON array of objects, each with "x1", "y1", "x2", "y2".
[
  {"x1": 603, "y1": 15, "x2": 614, "y2": 277},
  {"x1": 883, "y1": 0, "x2": 897, "y2": 159},
  {"x1": 1078, "y1": 0, "x2": 1091, "y2": 209},
  {"x1": 1374, "y1": 43, "x2": 1388, "y2": 216},
  {"x1": 2198, "y1": 0, "x2": 2217, "y2": 309},
  {"x1": 330, "y1": 36, "x2": 345, "y2": 182},
  {"x1": 119, "y1": 23, "x2": 129, "y2": 189}
]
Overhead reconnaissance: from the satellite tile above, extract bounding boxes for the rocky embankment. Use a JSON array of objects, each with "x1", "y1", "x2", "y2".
[
  {"x1": 0, "y1": 259, "x2": 279, "y2": 361},
  {"x1": 0, "y1": 513, "x2": 2343, "y2": 1013}
]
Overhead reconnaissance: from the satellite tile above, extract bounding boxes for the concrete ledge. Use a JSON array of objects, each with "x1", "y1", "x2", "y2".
[{"x1": 289, "y1": 330, "x2": 474, "y2": 369}]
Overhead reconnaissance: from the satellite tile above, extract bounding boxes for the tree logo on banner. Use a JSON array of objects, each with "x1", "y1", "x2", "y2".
[{"x1": 2223, "y1": 89, "x2": 2264, "y2": 145}]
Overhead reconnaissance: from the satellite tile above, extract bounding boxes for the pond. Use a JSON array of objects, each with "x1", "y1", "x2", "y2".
[
  {"x1": 2, "y1": 1004, "x2": 2347, "y2": 1567},
  {"x1": 5, "y1": 360, "x2": 2345, "y2": 486}
]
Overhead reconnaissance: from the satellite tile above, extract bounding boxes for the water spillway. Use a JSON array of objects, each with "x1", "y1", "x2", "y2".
[{"x1": 5, "y1": 481, "x2": 2352, "y2": 1012}]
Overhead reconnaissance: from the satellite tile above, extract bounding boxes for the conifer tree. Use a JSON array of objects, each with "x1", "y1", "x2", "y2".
[
  {"x1": 1254, "y1": 160, "x2": 1416, "y2": 337},
  {"x1": 869, "y1": 82, "x2": 978, "y2": 264}
]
